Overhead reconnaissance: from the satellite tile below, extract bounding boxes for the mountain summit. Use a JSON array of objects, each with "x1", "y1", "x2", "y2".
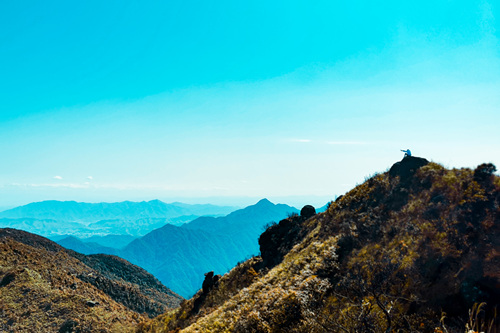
[
  {"x1": 256, "y1": 198, "x2": 273, "y2": 205},
  {"x1": 139, "y1": 160, "x2": 499, "y2": 333},
  {"x1": 389, "y1": 155, "x2": 429, "y2": 180}
]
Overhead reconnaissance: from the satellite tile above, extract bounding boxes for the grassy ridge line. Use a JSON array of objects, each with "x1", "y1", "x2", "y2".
[{"x1": 138, "y1": 160, "x2": 499, "y2": 332}]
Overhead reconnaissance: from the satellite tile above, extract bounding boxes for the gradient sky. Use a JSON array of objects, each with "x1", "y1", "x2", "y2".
[{"x1": 1, "y1": 0, "x2": 499, "y2": 208}]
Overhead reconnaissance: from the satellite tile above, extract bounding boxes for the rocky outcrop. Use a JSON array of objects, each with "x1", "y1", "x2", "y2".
[
  {"x1": 474, "y1": 163, "x2": 497, "y2": 183},
  {"x1": 201, "y1": 271, "x2": 220, "y2": 293},
  {"x1": 191, "y1": 271, "x2": 222, "y2": 314},
  {"x1": 300, "y1": 205, "x2": 316, "y2": 219},
  {"x1": 259, "y1": 206, "x2": 314, "y2": 269},
  {"x1": 389, "y1": 155, "x2": 429, "y2": 180}
]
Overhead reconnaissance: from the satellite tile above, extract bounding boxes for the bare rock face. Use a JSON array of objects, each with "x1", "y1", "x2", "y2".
[
  {"x1": 192, "y1": 271, "x2": 222, "y2": 314},
  {"x1": 300, "y1": 205, "x2": 316, "y2": 219},
  {"x1": 474, "y1": 163, "x2": 497, "y2": 183},
  {"x1": 202, "y1": 271, "x2": 214, "y2": 293},
  {"x1": 202, "y1": 271, "x2": 220, "y2": 294},
  {"x1": 389, "y1": 156, "x2": 429, "y2": 181},
  {"x1": 259, "y1": 215, "x2": 306, "y2": 269}
]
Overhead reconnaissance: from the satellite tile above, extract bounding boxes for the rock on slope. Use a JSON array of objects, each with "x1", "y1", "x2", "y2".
[{"x1": 139, "y1": 158, "x2": 499, "y2": 333}]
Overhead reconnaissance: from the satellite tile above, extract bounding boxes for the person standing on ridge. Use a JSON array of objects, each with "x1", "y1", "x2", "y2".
[{"x1": 401, "y1": 149, "x2": 411, "y2": 157}]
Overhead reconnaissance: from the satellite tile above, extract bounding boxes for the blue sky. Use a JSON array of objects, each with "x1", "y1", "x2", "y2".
[{"x1": 1, "y1": 0, "x2": 499, "y2": 208}]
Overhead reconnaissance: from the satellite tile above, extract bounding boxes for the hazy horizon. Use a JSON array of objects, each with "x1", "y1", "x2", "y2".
[
  {"x1": 0, "y1": 194, "x2": 334, "y2": 213},
  {"x1": 1, "y1": 1, "x2": 499, "y2": 208}
]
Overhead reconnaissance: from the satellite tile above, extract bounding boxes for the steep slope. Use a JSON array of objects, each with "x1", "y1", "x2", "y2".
[
  {"x1": 69, "y1": 252, "x2": 182, "y2": 311},
  {"x1": 139, "y1": 158, "x2": 499, "y2": 333},
  {"x1": 121, "y1": 199, "x2": 298, "y2": 297},
  {"x1": 0, "y1": 237, "x2": 141, "y2": 332},
  {"x1": 0, "y1": 228, "x2": 183, "y2": 322}
]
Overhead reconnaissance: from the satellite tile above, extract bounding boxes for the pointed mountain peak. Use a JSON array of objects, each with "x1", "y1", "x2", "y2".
[{"x1": 256, "y1": 198, "x2": 273, "y2": 206}]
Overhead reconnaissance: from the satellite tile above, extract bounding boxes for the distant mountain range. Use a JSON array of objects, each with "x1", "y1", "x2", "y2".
[
  {"x1": 53, "y1": 199, "x2": 300, "y2": 297},
  {"x1": 1, "y1": 198, "x2": 321, "y2": 298},
  {"x1": 0, "y1": 200, "x2": 238, "y2": 238},
  {"x1": 0, "y1": 200, "x2": 238, "y2": 222}
]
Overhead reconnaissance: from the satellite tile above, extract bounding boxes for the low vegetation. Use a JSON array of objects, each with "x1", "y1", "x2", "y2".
[
  {"x1": 0, "y1": 229, "x2": 182, "y2": 332},
  {"x1": 0, "y1": 238, "x2": 142, "y2": 332}
]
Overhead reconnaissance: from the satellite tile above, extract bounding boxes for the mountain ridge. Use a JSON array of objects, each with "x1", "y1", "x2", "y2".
[
  {"x1": 0, "y1": 200, "x2": 239, "y2": 239},
  {"x1": 0, "y1": 200, "x2": 238, "y2": 222},
  {"x1": 139, "y1": 158, "x2": 500, "y2": 333}
]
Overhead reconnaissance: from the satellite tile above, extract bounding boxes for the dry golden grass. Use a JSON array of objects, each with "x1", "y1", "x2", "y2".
[{"x1": 0, "y1": 238, "x2": 145, "y2": 332}]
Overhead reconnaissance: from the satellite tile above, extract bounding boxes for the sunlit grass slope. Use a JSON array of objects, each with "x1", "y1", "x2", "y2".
[{"x1": 139, "y1": 158, "x2": 499, "y2": 333}]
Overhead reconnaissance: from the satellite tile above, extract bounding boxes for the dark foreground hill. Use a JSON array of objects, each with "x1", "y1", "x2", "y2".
[
  {"x1": 139, "y1": 158, "x2": 499, "y2": 333},
  {"x1": 0, "y1": 228, "x2": 183, "y2": 332}
]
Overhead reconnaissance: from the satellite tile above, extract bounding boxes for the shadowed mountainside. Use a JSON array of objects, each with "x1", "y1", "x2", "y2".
[{"x1": 120, "y1": 199, "x2": 298, "y2": 297}]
